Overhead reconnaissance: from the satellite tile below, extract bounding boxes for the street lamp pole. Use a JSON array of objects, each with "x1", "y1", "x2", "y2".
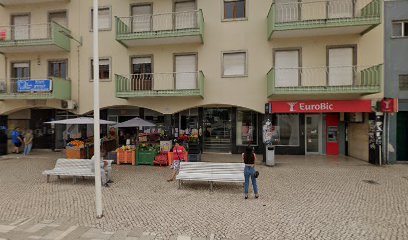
[{"x1": 93, "y1": 0, "x2": 103, "y2": 218}]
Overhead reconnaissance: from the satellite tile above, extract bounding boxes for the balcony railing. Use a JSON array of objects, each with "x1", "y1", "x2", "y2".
[
  {"x1": 0, "y1": 22, "x2": 71, "y2": 52},
  {"x1": 116, "y1": 10, "x2": 204, "y2": 46},
  {"x1": 115, "y1": 71, "x2": 205, "y2": 98},
  {"x1": 0, "y1": 77, "x2": 71, "y2": 100},
  {"x1": 267, "y1": 0, "x2": 381, "y2": 39},
  {"x1": 267, "y1": 64, "x2": 382, "y2": 97}
]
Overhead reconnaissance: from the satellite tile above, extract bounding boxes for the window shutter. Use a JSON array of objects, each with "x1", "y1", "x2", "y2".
[
  {"x1": 98, "y1": 8, "x2": 110, "y2": 29},
  {"x1": 223, "y1": 52, "x2": 246, "y2": 76},
  {"x1": 328, "y1": 48, "x2": 353, "y2": 86},
  {"x1": 175, "y1": 55, "x2": 197, "y2": 90},
  {"x1": 175, "y1": 1, "x2": 196, "y2": 29},
  {"x1": 132, "y1": 5, "x2": 152, "y2": 32},
  {"x1": 132, "y1": 57, "x2": 151, "y2": 65},
  {"x1": 50, "y1": 12, "x2": 68, "y2": 27},
  {"x1": 275, "y1": 50, "x2": 299, "y2": 87}
]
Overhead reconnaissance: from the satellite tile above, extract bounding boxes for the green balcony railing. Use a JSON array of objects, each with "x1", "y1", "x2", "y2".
[
  {"x1": 0, "y1": 21, "x2": 71, "y2": 52},
  {"x1": 116, "y1": 9, "x2": 204, "y2": 46},
  {"x1": 115, "y1": 71, "x2": 205, "y2": 98},
  {"x1": 267, "y1": 0, "x2": 381, "y2": 39},
  {"x1": 267, "y1": 64, "x2": 382, "y2": 97},
  {"x1": 0, "y1": 77, "x2": 71, "y2": 100}
]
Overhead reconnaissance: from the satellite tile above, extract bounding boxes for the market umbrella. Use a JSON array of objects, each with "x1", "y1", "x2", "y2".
[
  {"x1": 112, "y1": 117, "x2": 155, "y2": 128},
  {"x1": 113, "y1": 117, "x2": 156, "y2": 147},
  {"x1": 44, "y1": 117, "x2": 116, "y2": 125}
]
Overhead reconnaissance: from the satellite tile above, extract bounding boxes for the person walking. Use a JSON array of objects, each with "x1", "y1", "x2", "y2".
[
  {"x1": 242, "y1": 146, "x2": 259, "y2": 199},
  {"x1": 23, "y1": 129, "x2": 34, "y2": 155},
  {"x1": 11, "y1": 127, "x2": 23, "y2": 154},
  {"x1": 167, "y1": 139, "x2": 186, "y2": 182}
]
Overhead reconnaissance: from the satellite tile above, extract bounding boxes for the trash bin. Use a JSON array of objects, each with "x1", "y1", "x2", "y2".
[{"x1": 265, "y1": 145, "x2": 275, "y2": 166}]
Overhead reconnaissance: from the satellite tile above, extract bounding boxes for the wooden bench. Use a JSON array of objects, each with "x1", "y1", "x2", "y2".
[
  {"x1": 176, "y1": 162, "x2": 245, "y2": 191},
  {"x1": 42, "y1": 158, "x2": 112, "y2": 183}
]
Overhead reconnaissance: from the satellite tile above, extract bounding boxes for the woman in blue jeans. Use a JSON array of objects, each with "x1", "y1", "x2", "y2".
[{"x1": 242, "y1": 146, "x2": 259, "y2": 199}]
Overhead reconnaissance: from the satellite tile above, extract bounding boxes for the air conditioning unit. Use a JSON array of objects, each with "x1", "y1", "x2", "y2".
[
  {"x1": 61, "y1": 100, "x2": 77, "y2": 110},
  {"x1": 0, "y1": 82, "x2": 6, "y2": 93}
]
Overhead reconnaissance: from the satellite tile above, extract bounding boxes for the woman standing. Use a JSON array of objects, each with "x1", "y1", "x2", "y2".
[
  {"x1": 167, "y1": 140, "x2": 186, "y2": 182},
  {"x1": 23, "y1": 129, "x2": 34, "y2": 155},
  {"x1": 242, "y1": 146, "x2": 259, "y2": 199}
]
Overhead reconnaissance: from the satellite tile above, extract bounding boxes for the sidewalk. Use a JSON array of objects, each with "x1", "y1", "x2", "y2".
[{"x1": 0, "y1": 151, "x2": 407, "y2": 239}]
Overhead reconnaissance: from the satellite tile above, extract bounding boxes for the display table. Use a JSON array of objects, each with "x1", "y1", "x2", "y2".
[
  {"x1": 117, "y1": 150, "x2": 136, "y2": 165},
  {"x1": 66, "y1": 147, "x2": 86, "y2": 159},
  {"x1": 167, "y1": 152, "x2": 188, "y2": 166}
]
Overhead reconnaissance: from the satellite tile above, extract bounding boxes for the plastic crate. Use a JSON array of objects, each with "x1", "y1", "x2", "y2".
[
  {"x1": 117, "y1": 150, "x2": 136, "y2": 165},
  {"x1": 137, "y1": 151, "x2": 157, "y2": 165}
]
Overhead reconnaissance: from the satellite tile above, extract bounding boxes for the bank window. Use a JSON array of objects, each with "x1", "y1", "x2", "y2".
[
  {"x1": 48, "y1": 60, "x2": 67, "y2": 79},
  {"x1": 236, "y1": 110, "x2": 257, "y2": 146},
  {"x1": 224, "y1": 0, "x2": 246, "y2": 20},
  {"x1": 91, "y1": 7, "x2": 111, "y2": 31},
  {"x1": 272, "y1": 114, "x2": 299, "y2": 146},
  {"x1": 222, "y1": 52, "x2": 247, "y2": 77},
  {"x1": 399, "y1": 75, "x2": 408, "y2": 91},
  {"x1": 91, "y1": 58, "x2": 110, "y2": 81},
  {"x1": 392, "y1": 21, "x2": 408, "y2": 37}
]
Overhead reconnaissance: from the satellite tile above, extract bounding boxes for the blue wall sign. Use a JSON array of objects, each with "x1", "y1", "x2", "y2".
[{"x1": 17, "y1": 80, "x2": 53, "y2": 92}]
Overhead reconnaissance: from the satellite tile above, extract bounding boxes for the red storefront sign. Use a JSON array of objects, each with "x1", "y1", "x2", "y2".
[
  {"x1": 269, "y1": 100, "x2": 372, "y2": 113},
  {"x1": 381, "y1": 98, "x2": 398, "y2": 113}
]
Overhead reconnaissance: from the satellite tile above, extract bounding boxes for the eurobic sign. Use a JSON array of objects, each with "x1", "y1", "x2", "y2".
[{"x1": 268, "y1": 100, "x2": 372, "y2": 113}]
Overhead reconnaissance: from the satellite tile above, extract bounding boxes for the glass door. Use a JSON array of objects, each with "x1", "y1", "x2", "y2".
[
  {"x1": 305, "y1": 115, "x2": 321, "y2": 154},
  {"x1": 203, "y1": 108, "x2": 231, "y2": 153}
]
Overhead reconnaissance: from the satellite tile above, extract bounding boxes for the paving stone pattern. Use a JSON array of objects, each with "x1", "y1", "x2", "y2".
[{"x1": 0, "y1": 152, "x2": 407, "y2": 239}]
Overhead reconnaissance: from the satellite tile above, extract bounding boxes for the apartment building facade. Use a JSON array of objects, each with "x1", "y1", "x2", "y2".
[
  {"x1": 384, "y1": 0, "x2": 408, "y2": 163},
  {"x1": 0, "y1": 0, "x2": 384, "y2": 161}
]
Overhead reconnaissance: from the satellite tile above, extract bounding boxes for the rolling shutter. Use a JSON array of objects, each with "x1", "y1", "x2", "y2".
[
  {"x1": 12, "y1": 15, "x2": 29, "y2": 40},
  {"x1": 132, "y1": 5, "x2": 152, "y2": 32},
  {"x1": 175, "y1": 1, "x2": 196, "y2": 29},
  {"x1": 175, "y1": 55, "x2": 197, "y2": 90},
  {"x1": 328, "y1": 48, "x2": 353, "y2": 86},
  {"x1": 275, "y1": 50, "x2": 299, "y2": 87}
]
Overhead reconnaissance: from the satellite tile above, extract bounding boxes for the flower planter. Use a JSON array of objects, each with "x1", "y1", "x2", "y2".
[{"x1": 137, "y1": 151, "x2": 157, "y2": 165}]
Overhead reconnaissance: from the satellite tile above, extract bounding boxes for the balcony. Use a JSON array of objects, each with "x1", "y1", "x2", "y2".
[
  {"x1": 115, "y1": 72, "x2": 205, "y2": 98},
  {"x1": 267, "y1": 64, "x2": 382, "y2": 97},
  {"x1": 0, "y1": 77, "x2": 71, "y2": 100},
  {"x1": 0, "y1": 22, "x2": 71, "y2": 53},
  {"x1": 115, "y1": 10, "x2": 204, "y2": 47},
  {"x1": 0, "y1": 0, "x2": 69, "y2": 6},
  {"x1": 267, "y1": 0, "x2": 381, "y2": 39}
]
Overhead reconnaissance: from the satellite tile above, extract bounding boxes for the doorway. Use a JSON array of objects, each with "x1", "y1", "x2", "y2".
[
  {"x1": 203, "y1": 108, "x2": 231, "y2": 153},
  {"x1": 397, "y1": 112, "x2": 408, "y2": 161},
  {"x1": 305, "y1": 114, "x2": 321, "y2": 154}
]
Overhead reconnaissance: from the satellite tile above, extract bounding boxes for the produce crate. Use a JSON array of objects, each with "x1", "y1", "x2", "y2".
[
  {"x1": 137, "y1": 151, "x2": 157, "y2": 165},
  {"x1": 66, "y1": 148, "x2": 86, "y2": 159},
  {"x1": 117, "y1": 150, "x2": 136, "y2": 165}
]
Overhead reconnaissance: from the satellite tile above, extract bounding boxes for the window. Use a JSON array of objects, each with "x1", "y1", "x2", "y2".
[
  {"x1": 91, "y1": 58, "x2": 110, "y2": 81},
  {"x1": 48, "y1": 60, "x2": 67, "y2": 79},
  {"x1": 11, "y1": 62, "x2": 30, "y2": 79},
  {"x1": 11, "y1": 15, "x2": 30, "y2": 40},
  {"x1": 274, "y1": 50, "x2": 299, "y2": 87},
  {"x1": 131, "y1": 56, "x2": 152, "y2": 90},
  {"x1": 131, "y1": 4, "x2": 152, "y2": 32},
  {"x1": 91, "y1": 7, "x2": 111, "y2": 31},
  {"x1": 399, "y1": 75, "x2": 408, "y2": 91},
  {"x1": 224, "y1": 0, "x2": 246, "y2": 20},
  {"x1": 49, "y1": 11, "x2": 68, "y2": 27},
  {"x1": 272, "y1": 114, "x2": 299, "y2": 146},
  {"x1": 236, "y1": 110, "x2": 258, "y2": 145},
  {"x1": 222, "y1": 52, "x2": 247, "y2": 77},
  {"x1": 175, "y1": 54, "x2": 197, "y2": 89},
  {"x1": 392, "y1": 21, "x2": 408, "y2": 37}
]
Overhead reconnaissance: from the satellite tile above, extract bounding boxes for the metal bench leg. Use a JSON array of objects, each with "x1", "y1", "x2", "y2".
[
  {"x1": 210, "y1": 181, "x2": 213, "y2": 192},
  {"x1": 46, "y1": 175, "x2": 50, "y2": 183},
  {"x1": 178, "y1": 180, "x2": 181, "y2": 189},
  {"x1": 73, "y1": 177, "x2": 77, "y2": 184}
]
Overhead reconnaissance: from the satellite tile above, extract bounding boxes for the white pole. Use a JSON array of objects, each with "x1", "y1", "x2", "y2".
[{"x1": 93, "y1": 0, "x2": 103, "y2": 218}]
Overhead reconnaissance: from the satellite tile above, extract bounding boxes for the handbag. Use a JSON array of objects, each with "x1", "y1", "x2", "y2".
[{"x1": 254, "y1": 171, "x2": 259, "y2": 178}]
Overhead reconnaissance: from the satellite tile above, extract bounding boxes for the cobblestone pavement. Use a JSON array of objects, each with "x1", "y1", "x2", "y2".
[{"x1": 0, "y1": 151, "x2": 408, "y2": 239}]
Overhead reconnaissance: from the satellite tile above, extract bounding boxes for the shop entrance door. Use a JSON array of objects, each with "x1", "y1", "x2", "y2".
[
  {"x1": 305, "y1": 115, "x2": 321, "y2": 154},
  {"x1": 397, "y1": 112, "x2": 408, "y2": 161},
  {"x1": 203, "y1": 108, "x2": 231, "y2": 153}
]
